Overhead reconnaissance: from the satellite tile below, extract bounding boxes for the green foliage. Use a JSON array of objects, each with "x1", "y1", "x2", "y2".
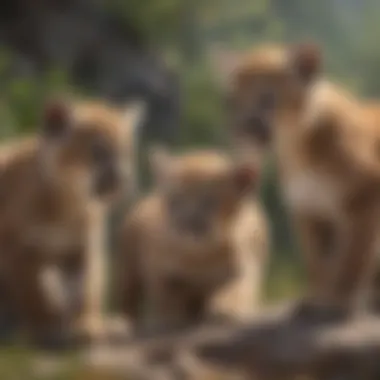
[
  {"x1": 2, "y1": 0, "x2": 380, "y2": 303},
  {"x1": 105, "y1": 0, "x2": 181, "y2": 48},
  {"x1": 0, "y1": 346, "x2": 80, "y2": 380},
  {"x1": 200, "y1": 0, "x2": 284, "y2": 47},
  {"x1": 180, "y1": 61, "x2": 225, "y2": 147},
  {"x1": 0, "y1": 48, "x2": 74, "y2": 137},
  {"x1": 265, "y1": 254, "x2": 305, "y2": 303}
]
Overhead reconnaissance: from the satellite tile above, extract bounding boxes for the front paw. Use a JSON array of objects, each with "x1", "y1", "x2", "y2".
[
  {"x1": 102, "y1": 315, "x2": 132, "y2": 344},
  {"x1": 291, "y1": 299, "x2": 352, "y2": 325},
  {"x1": 74, "y1": 315, "x2": 106, "y2": 345}
]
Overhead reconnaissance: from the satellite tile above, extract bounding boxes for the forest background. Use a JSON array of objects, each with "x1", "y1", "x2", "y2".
[{"x1": 1, "y1": 0, "x2": 379, "y2": 304}]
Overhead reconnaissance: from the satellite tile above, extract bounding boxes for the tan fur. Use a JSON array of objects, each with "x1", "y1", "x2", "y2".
[
  {"x1": 117, "y1": 149, "x2": 269, "y2": 331},
  {"x1": 362, "y1": 101, "x2": 380, "y2": 123},
  {"x1": 0, "y1": 136, "x2": 35, "y2": 164},
  {"x1": 0, "y1": 98, "x2": 144, "y2": 344},
  {"x1": 217, "y1": 43, "x2": 380, "y2": 314}
]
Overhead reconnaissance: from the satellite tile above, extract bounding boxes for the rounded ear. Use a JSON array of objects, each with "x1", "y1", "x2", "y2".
[
  {"x1": 148, "y1": 145, "x2": 173, "y2": 184},
  {"x1": 232, "y1": 162, "x2": 258, "y2": 195},
  {"x1": 290, "y1": 42, "x2": 322, "y2": 83},
  {"x1": 42, "y1": 98, "x2": 73, "y2": 139}
]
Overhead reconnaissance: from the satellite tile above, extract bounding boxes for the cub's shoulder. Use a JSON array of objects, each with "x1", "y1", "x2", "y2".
[
  {"x1": 0, "y1": 136, "x2": 36, "y2": 167},
  {"x1": 362, "y1": 102, "x2": 380, "y2": 124},
  {"x1": 0, "y1": 136, "x2": 39, "y2": 203}
]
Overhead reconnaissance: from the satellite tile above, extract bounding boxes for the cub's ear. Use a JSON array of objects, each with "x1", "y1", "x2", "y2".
[
  {"x1": 208, "y1": 46, "x2": 243, "y2": 90},
  {"x1": 232, "y1": 161, "x2": 259, "y2": 195},
  {"x1": 148, "y1": 145, "x2": 173, "y2": 185},
  {"x1": 42, "y1": 98, "x2": 73, "y2": 139},
  {"x1": 290, "y1": 42, "x2": 322, "y2": 83}
]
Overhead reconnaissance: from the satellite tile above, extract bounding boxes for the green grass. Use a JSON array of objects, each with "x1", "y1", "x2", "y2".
[
  {"x1": 264, "y1": 255, "x2": 305, "y2": 304},
  {"x1": 0, "y1": 345, "x2": 81, "y2": 380}
]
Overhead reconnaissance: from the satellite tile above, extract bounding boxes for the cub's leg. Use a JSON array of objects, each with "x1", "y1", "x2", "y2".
[
  {"x1": 144, "y1": 277, "x2": 204, "y2": 333},
  {"x1": 118, "y1": 262, "x2": 142, "y2": 326},
  {"x1": 291, "y1": 214, "x2": 337, "y2": 319},
  {"x1": 75, "y1": 206, "x2": 108, "y2": 343},
  {"x1": 208, "y1": 279, "x2": 254, "y2": 323},
  {"x1": 208, "y1": 243, "x2": 268, "y2": 323},
  {"x1": 117, "y1": 219, "x2": 143, "y2": 329},
  {"x1": 328, "y1": 204, "x2": 380, "y2": 317},
  {"x1": 5, "y1": 255, "x2": 70, "y2": 348}
]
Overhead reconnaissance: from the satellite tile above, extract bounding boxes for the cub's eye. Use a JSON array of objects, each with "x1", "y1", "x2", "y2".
[
  {"x1": 167, "y1": 193, "x2": 183, "y2": 211},
  {"x1": 91, "y1": 138, "x2": 112, "y2": 163},
  {"x1": 199, "y1": 194, "x2": 217, "y2": 213},
  {"x1": 258, "y1": 90, "x2": 276, "y2": 110}
]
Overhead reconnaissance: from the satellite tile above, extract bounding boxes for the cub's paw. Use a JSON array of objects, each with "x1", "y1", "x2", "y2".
[
  {"x1": 102, "y1": 315, "x2": 132, "y2": 344},
  {"x1": 73, "y1": 315, "x2": 107, "y2": 345}
]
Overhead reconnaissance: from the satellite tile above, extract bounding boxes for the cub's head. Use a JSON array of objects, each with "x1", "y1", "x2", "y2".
[
  {"x1": 38, "y1": 97, "x2": 145, "y2": 202},
  {"x1": 212, "y1": 42, "x2": 322, "y2": 150},
  {"x1": 150, "y1": 147, "x2": 258, "y2": 240}
]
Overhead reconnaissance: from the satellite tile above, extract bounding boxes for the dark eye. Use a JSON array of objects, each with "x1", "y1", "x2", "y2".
[
  {"x1": 92, "y1": 137, "x2": 112, "y2": 163},
  {"x1": 167, "y1": 193, "x2": 183, "y2": 212},
  {"x1": 200, "y1": 194, "x2": 217, "y2": 213},
  {"x1": 259, "y1": 91, "x2": 276, "y2": 110}
]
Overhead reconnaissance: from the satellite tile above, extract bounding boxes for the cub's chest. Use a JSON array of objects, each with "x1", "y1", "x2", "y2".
[
  {"x1": 146, "y1": 236, "x2": 237, "y2": 289},
  {"x1": 24, "y1": 216, "x2": 87, "y2": 255},
  {"x1": 282, "y1": 171, "x2": 341, "y2": 217}
]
